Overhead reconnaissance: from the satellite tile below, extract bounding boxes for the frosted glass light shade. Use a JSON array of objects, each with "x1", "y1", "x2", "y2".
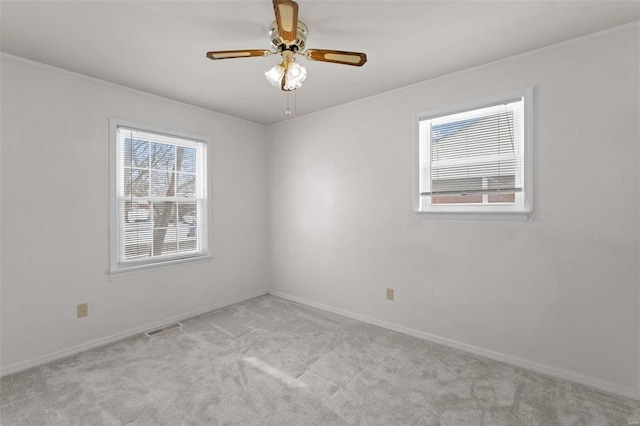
[
  {"x1": 283, "y1": 62, "x2": 307, "y2": 91},
  {"x1": 265, "y1": 64, "x2": 285, "y2": 88}
]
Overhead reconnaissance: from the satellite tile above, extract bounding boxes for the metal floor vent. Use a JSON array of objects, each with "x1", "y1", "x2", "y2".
[{"x1": 145, "y1": 322, "x2": 182, "y2": 337}]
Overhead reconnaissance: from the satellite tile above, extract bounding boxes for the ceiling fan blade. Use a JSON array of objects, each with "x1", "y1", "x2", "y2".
[
  {"x1": 206, "y1": 50, "x2": 273, "y2": 60},
  {"x1": 273, "y1": 0, "x2": 298, "y2": 44},
  {"x1": 304, "y1": 49, "x2": 367, "y2": 66}
]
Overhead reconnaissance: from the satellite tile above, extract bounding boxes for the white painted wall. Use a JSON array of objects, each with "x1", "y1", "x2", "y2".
[
  {"x1": 267, "y1": 25, "x2": 640, "y2": 399},
  {"x1": 0, "y1": 56, "x2": 269, "y2": 373}
]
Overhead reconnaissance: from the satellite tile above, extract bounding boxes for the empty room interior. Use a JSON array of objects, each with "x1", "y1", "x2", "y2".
[{"x1": 1, "y1": 1, "x2": 640, "y2": 424}]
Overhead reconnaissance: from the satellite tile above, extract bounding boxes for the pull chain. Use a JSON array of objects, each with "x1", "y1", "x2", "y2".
[
  {"x1": 285, "y1": 90, "x2": 298, "y2": 117},
  {"x1": 285, "y1": 91, "x2": 291, "y2": 116}
]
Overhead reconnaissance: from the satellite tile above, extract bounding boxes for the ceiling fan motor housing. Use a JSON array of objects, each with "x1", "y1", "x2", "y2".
[{"x1": 269, "y1": 20, "x2": 308, "y2": 53}]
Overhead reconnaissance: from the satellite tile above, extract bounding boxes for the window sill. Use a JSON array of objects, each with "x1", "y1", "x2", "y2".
[
  {"x1": 414, "y1": 210, "x2": 532, "y2": 222},
  {"x1": 109, "y1": 254, "x2": 212, "y2": 279}
]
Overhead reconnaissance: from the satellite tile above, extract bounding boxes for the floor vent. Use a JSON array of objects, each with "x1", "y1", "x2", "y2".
[{"x1": 145, "y1": 322, "x2": 182, "y2": 337}]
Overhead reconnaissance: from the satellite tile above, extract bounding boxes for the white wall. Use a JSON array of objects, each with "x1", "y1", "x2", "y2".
[
  {"x1": 267, "y1": 25, "x2": 640, "y2": 399},
  {"x1": 0, "y1": 56, "x2": 269, "y2": 373}
]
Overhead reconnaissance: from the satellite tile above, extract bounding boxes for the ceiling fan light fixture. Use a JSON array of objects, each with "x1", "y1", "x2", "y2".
[{"x1": 265, "y1": 53, "x2": 307, "y2": 91}]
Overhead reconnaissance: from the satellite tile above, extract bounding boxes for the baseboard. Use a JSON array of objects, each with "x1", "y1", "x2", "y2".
[
  {"x1": 268, "y1": 290, "x2": 640, "y2": 402},
  {"x1": 1, "y1": 290, "x2": 268, "y2": 377}
]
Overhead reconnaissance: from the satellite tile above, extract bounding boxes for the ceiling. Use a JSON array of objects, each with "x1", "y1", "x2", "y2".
[{"x1": 2, "y1": 1, "x2": 638, "y2": 125}]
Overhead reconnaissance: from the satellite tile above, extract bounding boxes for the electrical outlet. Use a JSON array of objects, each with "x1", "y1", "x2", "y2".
[
  {"x1": 386, "y1": 288, "x2": 394, "y2": 301},
  {"x1": 77, "y1": 303, "x2": 88, "y2": 318}
]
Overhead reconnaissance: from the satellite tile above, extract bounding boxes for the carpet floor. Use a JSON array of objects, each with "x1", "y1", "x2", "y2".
[{"x1": 1, "y1": 295, "x2": 639, "y2": 425}]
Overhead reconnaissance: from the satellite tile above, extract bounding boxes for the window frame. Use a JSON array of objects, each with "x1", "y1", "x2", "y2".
[
  {"x1": 413, "y1": 88, "x2": 534, "y2": 221},
  {"x1": 109, "y1": 118, "x2": 211, "y2": 276}
]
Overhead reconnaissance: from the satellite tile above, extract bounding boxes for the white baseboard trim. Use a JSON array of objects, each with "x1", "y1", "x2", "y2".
[
  {"x1": 1, "y1": 290, "x2": 268, "y2": 378},
  {"x1": 268, "y1": 290, "x2": 640, "y2": 402}
]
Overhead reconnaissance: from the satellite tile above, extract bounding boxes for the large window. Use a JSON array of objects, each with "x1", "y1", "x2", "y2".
[
  {"x1": 109, "y1": 119, "x2": 209, "y2": 274},
  {"x1": 415, "y1": 89, "x2": 533, "y2": 220}
]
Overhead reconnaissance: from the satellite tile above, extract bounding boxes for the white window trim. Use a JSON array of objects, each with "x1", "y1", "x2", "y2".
[
  {"x1": 108, "y1": 118, "x2": 211, "y2": 277},
  {"x1": 413, "y1": 88, "x2": 534, "y2": 222}
]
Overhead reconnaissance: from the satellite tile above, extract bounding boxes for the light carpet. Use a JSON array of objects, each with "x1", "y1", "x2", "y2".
[{"x1": 1, "y1": 295, "x2": 639, "y2": 425}]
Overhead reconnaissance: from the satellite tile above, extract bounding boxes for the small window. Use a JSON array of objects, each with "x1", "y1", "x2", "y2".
[
  {"x1": 109, "y1": 119, "x2": 209, "y2": 275},
  {"x1": 415, "y1": 89, "x2": 533, "y2": 220}
]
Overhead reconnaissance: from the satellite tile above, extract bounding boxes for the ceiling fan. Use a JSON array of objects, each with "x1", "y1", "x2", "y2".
[{"x1": 206, "y1": 0, "x2": 367, "y2": 91}]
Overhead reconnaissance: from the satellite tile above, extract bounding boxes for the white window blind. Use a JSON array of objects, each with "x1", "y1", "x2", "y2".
[
  {"x1": 415, "y1": 89, "x2": 532, "y2": 218},
  {"x1": 110, "y1": 121, "x2": 208, "y2": 274}
]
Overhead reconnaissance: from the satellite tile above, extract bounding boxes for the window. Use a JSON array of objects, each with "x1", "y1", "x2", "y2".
[
  {"x1": 415, "y1": 89, "x2": 533, "y2": 220},
  {"x1": 109, "y1": 119, "x2": 209, "y2": 275}
]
